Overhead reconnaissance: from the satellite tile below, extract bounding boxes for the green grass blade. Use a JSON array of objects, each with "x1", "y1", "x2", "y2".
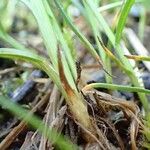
[
  {"x1": 98, "y1": 0, "x2": 142, "y2": 12},
  {"x1": 0, "y1": 23, "x2": 31, "y2": 51},
  {"x1": 20, "y1": 0, "x2": 77, "y2": 90},
  {"x1": 83, "y1": 0, "x2": 130, "y2": 65},
  {"x1": 0, "y1": 48, "x2": 62, "y2": 91},
  {"x1": 83, "y1": 83, "x2": 150, "y2": 94},
  {"x1": 63, "y1": 28, "x2": 77, "y2": 60},
  {"x1": 83, "y1": 1, "x2": 134, "y2": 73},
  {"x1": 53, "y1": 0, "x2": 101, "y2": 63},
  {"x1": 83, "y1": 2, "x2": 112, "y2": 83},
  {"x1": 21, "y1": 0, "x2": 58, "y2": 68},
  {"x1": 115, "y1": 0, "x2": 135, "y2": 45},
  {"x1": 98, "y1": 1, "x2": 123, "y2": 12},
  {"x1": 83, "y1": 0, "x2": 115, "y2": 45},
  {"x1": 0, "y1": 95, "x2": 77, "y2": 150},
  {"x1": 44, "y1": 0, "x2": 77, "y2": 81},
  {"x1": 54, "y1": 0, "x2": 114, "y2": 77}
]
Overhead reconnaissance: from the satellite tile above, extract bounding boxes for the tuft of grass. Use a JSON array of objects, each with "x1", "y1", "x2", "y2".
[{"x1": 0, "y1": 0, "x2": 150, "y2": 149}]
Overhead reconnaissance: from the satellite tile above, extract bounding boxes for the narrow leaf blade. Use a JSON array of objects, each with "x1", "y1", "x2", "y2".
[{"x1": 115, "y1": 0, "x2": 135, "y2": 45}]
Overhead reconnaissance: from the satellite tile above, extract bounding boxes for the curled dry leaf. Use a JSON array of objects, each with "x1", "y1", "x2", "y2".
[{"x1": 84, "y1": 90, "x2": 143, "y2": 150}]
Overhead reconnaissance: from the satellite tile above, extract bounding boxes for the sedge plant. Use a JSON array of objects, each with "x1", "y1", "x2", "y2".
[{"x1": 0, "y1": 0, "x2": 150, "y2": 148}]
